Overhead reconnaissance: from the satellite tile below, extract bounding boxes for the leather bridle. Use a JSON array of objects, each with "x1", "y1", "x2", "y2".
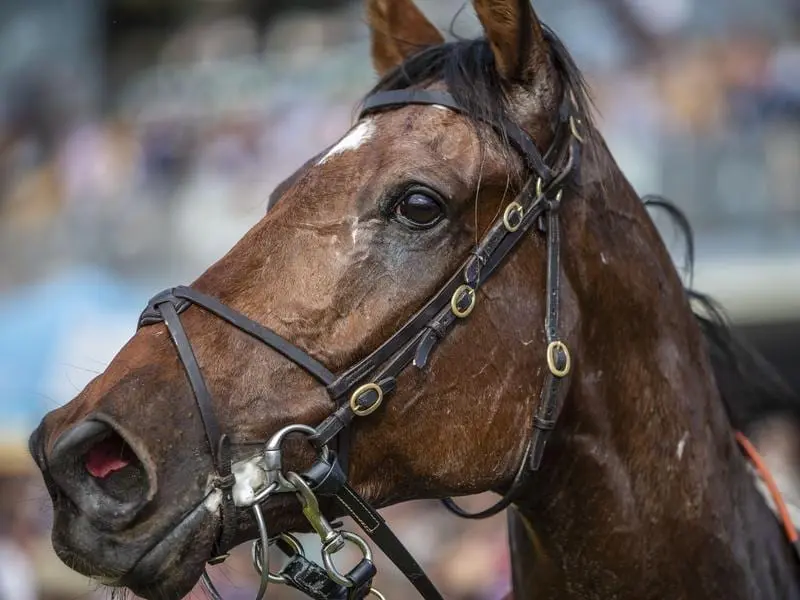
[{"x1": 137, "y1": 84, "x2": 583, "y2": 599}]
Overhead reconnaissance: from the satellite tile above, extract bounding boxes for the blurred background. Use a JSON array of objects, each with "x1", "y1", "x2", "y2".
[{"x1": 0, "y1": 0, "x2": 798, "y2": 598}]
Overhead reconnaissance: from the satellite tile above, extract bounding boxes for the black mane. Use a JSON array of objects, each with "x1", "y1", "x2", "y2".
[{"x1": 644, "y1": 197, "x2": 800, "y2": 431}]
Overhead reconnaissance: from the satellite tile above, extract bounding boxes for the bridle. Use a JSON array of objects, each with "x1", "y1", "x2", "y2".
[{"x1": 136, "y1": 81, "x2": 584, "y2": 599}]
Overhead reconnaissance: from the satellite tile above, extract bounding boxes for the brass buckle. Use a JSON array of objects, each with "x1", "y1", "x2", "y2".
[
  {"x1": 503, "y1": 202, "x2": 524, "y2": 232},
  {"x1": 546, "y1": 341, "x2": 571, "y2": 377},
  {"x1": 451, "y1": 285, "x2": 476, "y2": 318},
  {"x1": 349, "y1": 383, "x2": 384, "y2": 417},
  {"x1": 569, "y1": 115, "x2": 585, "y2": 144}
]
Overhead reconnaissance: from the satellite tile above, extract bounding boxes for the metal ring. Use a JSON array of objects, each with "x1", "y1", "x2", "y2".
[
  {"x1": 536, "y1": 177, "x2": 544, "y2": 198},
  {"x1": 262, "y1": 424, "x2": 330, "y2": 493},
  {"x1": 250, "y1": 503, "x2": 271, "y2": 600},
  {"x1": 265, "y1": 423, "x2": 331, "y2": 462},
  {"x1": 349, "y1": 383, "x2": 384, "y2": 417},
  {"x1": 321, "y1": 531, "x2": 374, "y2": 588},
  {"x1": 451, "y1": 285, "x2": 476, "y2": 318},
  {"x1": 253, "y1": 533, "x2": 305, "y2": 585},
  {"x1": 569, "y1": 116, "x2": 586, "y2": 144},
  {"x1": 546, "y1": 341, "x2": 572, "y2": 378},
  {"x1": 546, "y1": 189, "x2": 564, "y2": 211},
  {"x1": 369, "y1": 588, "x2": 387, "y2": 600},
  {"x1": 502, "y1": 202, "x2": 524, "y2": 232},
  {"x1": 201, "y1": 572, "x2": 224, "y2": 600},
  {"x1": 265, "y1": 424, "x2": 318, "y2": 451}
]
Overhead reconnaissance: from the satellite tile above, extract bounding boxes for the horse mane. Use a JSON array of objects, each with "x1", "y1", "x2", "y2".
[
  {"x1": 644, "y1": 196, "x2": 800, "y2": 431},
  {"x1": 364, "y1": 24, "x2": 800, "y2": 433}
]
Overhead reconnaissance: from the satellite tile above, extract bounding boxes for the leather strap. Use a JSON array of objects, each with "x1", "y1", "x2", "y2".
[
  {"x1": 157, "y1": 300, "x2": 222, "y2": 468},
  {"x1": 319, "y1": 141, "x2": 578, "y2": 453},
  {"x1": 333, "y1": 483, "x2": 443, "y2": 600},
  {"x1": 139, "y1": 299, "x2": 239, "y2": 557},
  {"x1": 529, "y1": 202, "x2": 571, "y2": 471},
  {"x1": 169, "y1": 286, "x2": 336, "y2": 386},
  {"x1": 440, "y1": 144, "x2": 579, "y2": 518},
  {"x1": 279, "y1": 555, "x2": 354, "y2": 600},
  {"x1": 213, "y1": 435, "x2": 238, "y2": 556}
]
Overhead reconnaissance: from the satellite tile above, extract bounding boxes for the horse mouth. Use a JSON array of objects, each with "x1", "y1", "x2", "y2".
[
  {"x1": 48, "y1": 493, "x2": 217, "y2": 600},
  {"x1": 110, "y1": 491, "x2": 302, "y2": 599},
  {"x1": 118, "y1": 497, "x2": 212, "y2": 596}
]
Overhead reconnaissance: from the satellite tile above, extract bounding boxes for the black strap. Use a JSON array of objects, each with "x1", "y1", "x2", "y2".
[
  {"x1": 334, "y1": 483, "x2": 444, "y2": 600},
  {"x1": 140, "y1": 299, "x2": 239, "y2": 557},
  {"x1": 279, "y1": 555, "x2": 351, "y2": 600},
  {"x1": 213, "y1": 435, "x2": 238, "y2": 556},
  {"x1": 528, "y1": 200, "x2": 571, "y2": 471},
  {"x1": 441, "y1": 146, "x2": 578, "y2": 518},
  {"x1": 157, "y1": 300, "x2": 222, "y2": 467},
  {"x1": 278, "y1": 533, "x2": 376, "y2": 600},
  {"x1": 170, "y1": 286, "x2": 336, "y2": 386}
]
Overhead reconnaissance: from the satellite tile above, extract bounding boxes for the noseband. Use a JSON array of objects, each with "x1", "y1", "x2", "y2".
[{"x1": 137, "y1": 86, "x2": 583, "y2": 599}]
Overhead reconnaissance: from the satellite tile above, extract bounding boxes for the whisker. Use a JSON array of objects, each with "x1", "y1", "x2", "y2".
[{"x1": 57, "y1": 362, "x2": 105, "y2": 376}]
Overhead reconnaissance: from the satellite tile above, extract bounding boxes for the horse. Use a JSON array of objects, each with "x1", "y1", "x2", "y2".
[{"x1": 27, "y1": 1, "x2": 800, "y2": 598}]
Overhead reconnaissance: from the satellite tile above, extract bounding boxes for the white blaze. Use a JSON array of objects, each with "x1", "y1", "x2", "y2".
[{"x1": 317, "y1": 120, "x2": 374, "y2": 165}]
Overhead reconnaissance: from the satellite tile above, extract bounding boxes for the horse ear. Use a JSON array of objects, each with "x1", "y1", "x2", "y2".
[
  {"x1": 366, "y1": 0, "x2": 444, "y2": 76},
  {"x1": 472, "y1": 0, "x2": 549, "y2": 83}
]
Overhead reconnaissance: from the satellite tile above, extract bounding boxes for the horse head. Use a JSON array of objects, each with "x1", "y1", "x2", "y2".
[{"x1": 29, "y1": 1, "x2": 800, "y2": 599}]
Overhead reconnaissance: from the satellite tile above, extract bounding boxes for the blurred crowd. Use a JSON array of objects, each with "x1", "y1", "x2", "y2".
[
  {"x1": 0, "y1": 0, "x2": 799, "y2": 599},
  {"x1": 1, "y1": 1, "x2": 799, "y2": 289}
]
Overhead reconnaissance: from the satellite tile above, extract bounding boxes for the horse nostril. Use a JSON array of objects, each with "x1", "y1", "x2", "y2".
[
  {"x1": 83, "y1": 431, "x2": 148, "y2": 501},
  {"x1": 50, "y1": 420, "x2": 108, "y2": 466},
  {"x1": 48, "y1": 419, "x2": 156, "y2": 532},
  {"x1": 85, "y1": 433, "x2": 136, "y2": 478}
]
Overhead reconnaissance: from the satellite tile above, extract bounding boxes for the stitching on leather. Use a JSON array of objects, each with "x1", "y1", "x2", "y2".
[{"x1": 339, "y1": 486, "x2": 380, "y2": 533}]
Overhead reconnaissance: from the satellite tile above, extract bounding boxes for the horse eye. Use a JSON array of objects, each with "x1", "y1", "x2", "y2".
[{"x1": 394, "y1": 192, "x2": 444, "y2": 229}]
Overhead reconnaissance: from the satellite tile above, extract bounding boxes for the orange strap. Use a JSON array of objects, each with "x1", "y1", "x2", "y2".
[{"x1": 735, "y1": 431, "x2": 799, "y2": 544}]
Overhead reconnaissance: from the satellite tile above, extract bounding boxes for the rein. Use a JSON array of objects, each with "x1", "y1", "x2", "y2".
[{"x1": 137, "y1": 86, "x2": 583, "y2": 599}]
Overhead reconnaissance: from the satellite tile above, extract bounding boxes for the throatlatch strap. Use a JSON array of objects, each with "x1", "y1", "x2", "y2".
[{"x1": 333, "y1": 483, "x2": 444, "y2": 600}]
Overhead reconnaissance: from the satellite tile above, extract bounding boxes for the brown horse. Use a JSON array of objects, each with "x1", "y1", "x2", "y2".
[{"x1": 28, "y1": 1, "x2": 800, "y2": 599}]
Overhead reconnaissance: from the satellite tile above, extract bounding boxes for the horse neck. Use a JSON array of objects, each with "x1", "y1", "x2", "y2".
[{"x1": 506, "y1": 156, "x2": 800, "y2": 599}]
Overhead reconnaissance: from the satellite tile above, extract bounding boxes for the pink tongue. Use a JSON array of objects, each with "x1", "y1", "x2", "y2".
[{"x1": 85, "y1": 439, "x2": 132, "y2": 479}]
